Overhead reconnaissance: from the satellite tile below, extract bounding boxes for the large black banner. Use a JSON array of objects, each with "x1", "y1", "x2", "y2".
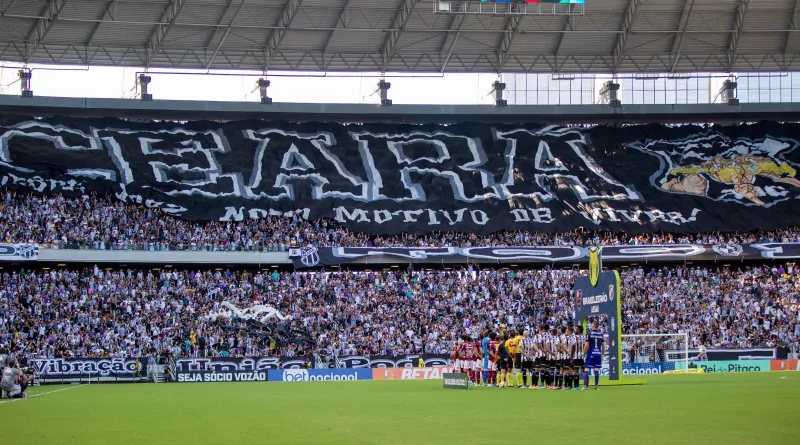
[
  {"x1": 3, "y1": 116, "x2": 800, "y2": 234},
  {"x1": 289, "y1": 243, "x2": 800, "y2": 268},
  {"x1": 175, "y1": 354, "x2": 451, "y2": 372}
]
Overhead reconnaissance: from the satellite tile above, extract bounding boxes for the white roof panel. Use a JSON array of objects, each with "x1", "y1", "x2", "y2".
[{"x1": 0, "y1": 0, "x2": 797, "y2": 73}]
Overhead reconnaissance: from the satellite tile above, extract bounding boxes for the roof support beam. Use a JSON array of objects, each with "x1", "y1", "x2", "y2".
[
  {"x1": 669, "y1": 0, "x2": 696, "y2": 72},
  {"x1": 85, "y1": 0, "x2": 116, "y2": 47},
  {"x1": 381, "y1": 0, "x2": 419, "y2": 72},
  {"x1": 204, "y1": 0, "x2": 238, "y2": 49},
  {"x1": 439, "y1": 13, "x2": 467, "y2": 72},
  {"x1": 0, "y1": 0, "x2": 19, "y2": 27},
  {"x1": 783, "y1": 0, "x2": 799, "y2": 55},
  {"x1": 496, "y1": 15, "x2": 524, "y2": 73},
  {"x1": 554, "y1": 15, "x2": 574, "y2": 69},
  {"x1": 727, "y1": 0, "x2": 749, "y2": 72},
  {"x1": 322, "y1": 0, "x2": 350, "y2": 57},
  {"x1": 144, "y1": 0, "x2": 187, "y2": 68},
  {"x1": 612, "y1": 0, "x2": 639, "y2": 73},
  {"x1": 25, "y1": 0, "x2": 69, "y2": 64},
  {"x1": 205, "y1": 0, "x2": 248, "y2": 68},
  {"x1": 262, "y1": 0, "x2": 303, "y2": 70}
]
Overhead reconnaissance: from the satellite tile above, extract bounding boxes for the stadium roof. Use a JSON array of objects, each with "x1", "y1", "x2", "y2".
[{"x1": 0, "y1": 0, "x2": 798, "y2": 74}]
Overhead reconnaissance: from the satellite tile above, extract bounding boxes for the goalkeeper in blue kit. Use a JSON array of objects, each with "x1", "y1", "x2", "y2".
[{"x1": 583, "y1": 321, "x2": 604, "y2": 390}]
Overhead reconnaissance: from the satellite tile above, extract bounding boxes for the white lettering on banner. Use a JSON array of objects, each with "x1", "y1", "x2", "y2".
[
  {"x1": 97, "y1": 127, "x2": 243, "y2": 198},
  {"x1": 31, "y1": 358, "x2": 140, "y2": 377},
  {"x1": 328, "y1": 206, "x2": 700, "y2": 227},
  {"x1": 495, "y1": 126, "x2": 642, "y2": 203},
  {"x1": 0, "y1": 122, "x2": 117, "y2": 182},
  {"x1": 583, "y1": 294, "x2": 608, "y2": 305},
  {"x1": 176, "y1": 372, "x2": 267, "y2": 382},
  {"x1": 350, "y1": 131, "x2": 500, "y2": 203},
  {"x1": 398, "y1": 367, "x2": 454, "y2": 380},
  {"x1": 281, "y1": 369, "x2": 361, "y2": 382},
  {"x1": 244, "y1": 129, "x2": 370, "y2": 201}
]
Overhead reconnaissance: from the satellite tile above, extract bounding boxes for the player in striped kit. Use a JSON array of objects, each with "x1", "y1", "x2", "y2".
[
  {"x1": 560, "y1": 326, "x2": 576, "y2": 390},
  {"x1": 548, "y1": 328, "x2": 560, "y2": 389},
  {"x1": 520, "y1": 330, "x2": 535, "y2": 388},
  {"x1": 528, "y1": 325, "x2": 544, "y2": 390},
  {"x1": 567, "y1": 326, "x2": 583, "y2": 390},
  {"x1": 573, "y1": 325, "x2": 587, "y2": 390},
  {"x1": 538, "y1": 324, "x2": 550, "y2": 389},
  {"x1": 556, "y1": 326, "x2": 569, "y2": 390}
]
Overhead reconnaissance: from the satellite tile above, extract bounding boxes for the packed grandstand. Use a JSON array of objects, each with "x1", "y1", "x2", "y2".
[{"x1": 1, "y1": 261, "x2": 797, "y2": 360}]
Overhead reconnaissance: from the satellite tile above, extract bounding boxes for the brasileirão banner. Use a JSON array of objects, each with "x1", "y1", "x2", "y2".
[{"x1": 3, "y1": 116, "x2": 800, "y2": 234}]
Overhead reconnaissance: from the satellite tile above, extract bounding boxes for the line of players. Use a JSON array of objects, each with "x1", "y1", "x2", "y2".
[{"x1": 452, "y1": 322, "x2": 604, "y2": 390}]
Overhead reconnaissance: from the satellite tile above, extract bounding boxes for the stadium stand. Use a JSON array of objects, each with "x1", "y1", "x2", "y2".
[{"x1": 1, "y1": 264, "x2": 797, "y2": 361}]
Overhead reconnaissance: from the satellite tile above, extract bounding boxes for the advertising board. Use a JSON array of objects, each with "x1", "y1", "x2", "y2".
[
  {"x1": 176, "y1": 371, "x2": 268, "y2": 383},
  {"x1": 443, "y1": 373, "x2": 470, "y2": 390},
  {"x1": 675, "y1": 360, "x2": 771, "y2": 373},
  {"x1": 770, "y1": 359, "x2": 799, "y2": 371},
  {"x1": 267, "y1": 368, "x2": 373, "y2": 382},
  {"x1": 372, "y1": 367, "x2": 454, "y2": 380}
]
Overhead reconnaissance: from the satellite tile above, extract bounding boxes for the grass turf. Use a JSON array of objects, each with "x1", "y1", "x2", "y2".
[{"x1": 3, "y1": 372, "x2": 797, "y2": 445}]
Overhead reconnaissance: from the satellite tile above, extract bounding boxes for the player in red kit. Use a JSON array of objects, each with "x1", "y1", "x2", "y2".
[
  {"x1": 460, "y1": 335, "x2": 480, "y2": 384},
  {"x1": 451, "y1": 337, "x2": 462, "y2": 374}
]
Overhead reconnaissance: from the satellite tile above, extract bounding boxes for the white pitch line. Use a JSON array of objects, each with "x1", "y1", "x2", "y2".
[{"x1": 0, "y1": 383, "x2": 87, "y2": 405}]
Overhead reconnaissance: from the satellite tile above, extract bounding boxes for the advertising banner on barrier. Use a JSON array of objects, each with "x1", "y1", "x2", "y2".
[
  {"x1": 600, "y1": 362, "x2": 676, "y2": 375},
  {"x1": 664, "y1": 369, "x2": 706, "y2": 374},
  {"x1": 176, "y1": 354, "x2": 451, "y2": 372},
  {"x1": 291, "y1": 244, "x2": 800, "y2": 269},
  {"x1": 176, "y1": 371, "x2": 268, "y2": 383},
  {"x1": 30, "y1": 357, "x2": 148, "y2": 383},
  {"x1": 0, "y1": 243, "x2": 38, "y2": 261},
  {"x1": 372, "y1": 366, "x2": 454, "y2": 380},
  {"x1": 675, "y1": 360, "x2": 771, "y2": 373},
  {"x1": 443, "y1": 373, "x2": 470, "y2": 390},
  {"x1": 268, "y1": 368, "x2": 373, "y2": 382},
  {"x1": 770, "y1": 359, "x2": 800, "y2": 371}
]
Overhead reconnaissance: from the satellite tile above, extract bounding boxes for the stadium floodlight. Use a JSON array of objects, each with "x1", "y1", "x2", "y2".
[
  {"x1": 378, "y1": 79, "x2": 392, "y2": 106},
  {"x1": 599, "y1": 80, "x2": 621, "y2": 108},
  {"x1": 719, "y1": 78, "x2": 739, "y2": 105},
  {"x1": 258, "y1": 78, "x2": 272, "y2": 104},
  {"x1": 138, "y1": 74, "x2": 153, "y2": 101},
  {"x1": 492, "y1": 80, "x2": 507, "y2": 107},
  {"x1": 18, "y1": 69, "x2": 32, "y2": 98}
]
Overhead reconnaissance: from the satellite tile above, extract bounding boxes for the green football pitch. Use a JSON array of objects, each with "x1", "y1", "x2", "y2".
[{"x1": 3, "y1": 372, "x2": 797, "y2": 445}]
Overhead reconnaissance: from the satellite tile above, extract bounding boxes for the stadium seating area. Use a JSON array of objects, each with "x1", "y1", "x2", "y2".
[
  {"x1": 3, "y1": 191, "x2": 800, "y2": 250},
  {"x1": 1, "y1": 264, "x2": 797, "y2": 360}
]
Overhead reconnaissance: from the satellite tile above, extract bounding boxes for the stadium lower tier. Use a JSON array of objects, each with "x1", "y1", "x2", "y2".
[{"x1": 1, "y1": 264, "x2": 797, "y2": 360}]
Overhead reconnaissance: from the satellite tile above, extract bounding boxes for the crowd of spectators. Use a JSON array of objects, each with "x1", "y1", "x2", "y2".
[
  {"x1": 1, "y1": 264, "x2": 797, "y2": 360},
  {"x1": 2, "y1": 192, "x2": 800, "y2": 251}
]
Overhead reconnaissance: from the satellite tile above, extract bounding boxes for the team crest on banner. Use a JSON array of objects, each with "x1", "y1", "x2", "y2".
[
  {"x1": 299, "y1": 247, "x2": 320, "y2": 267},
  {"x1": 712, "y1": 244, "x2": 744, "y2": 256}
]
